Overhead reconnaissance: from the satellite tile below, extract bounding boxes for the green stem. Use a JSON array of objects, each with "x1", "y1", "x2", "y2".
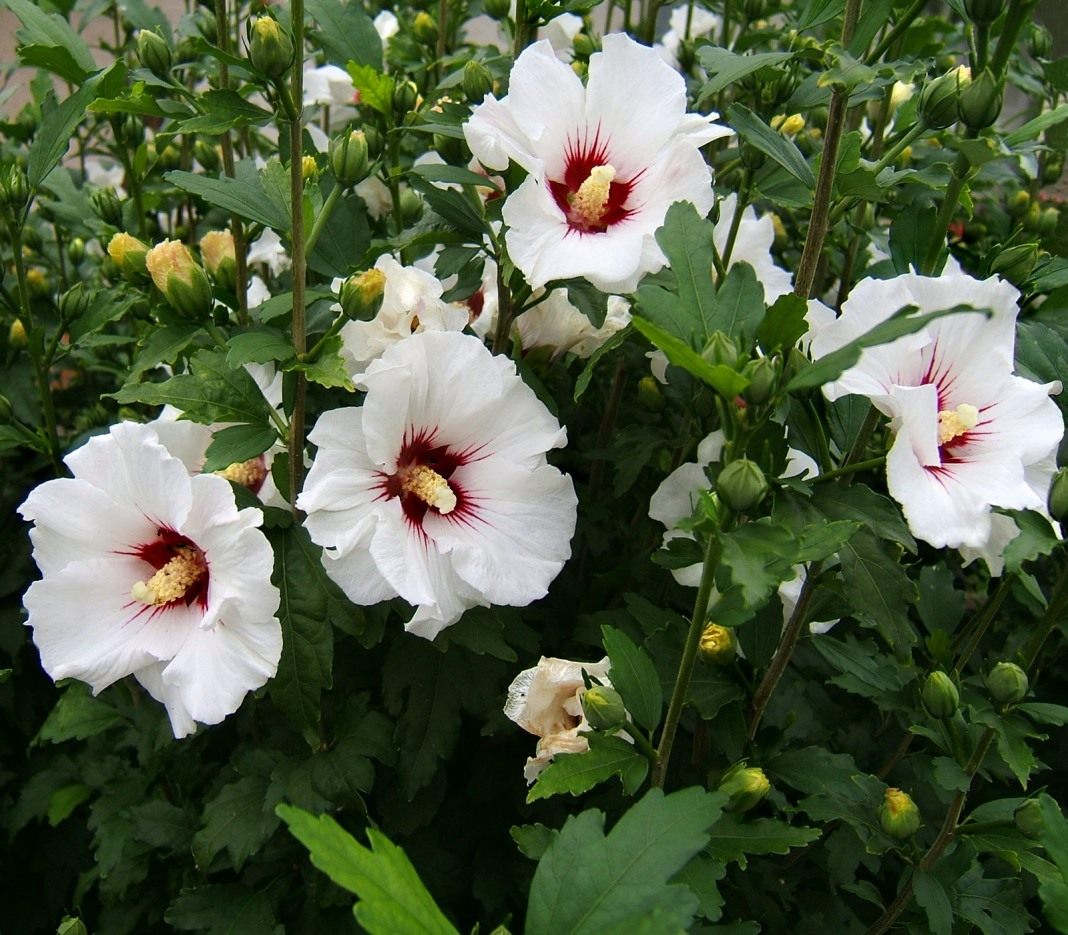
[
  {"x1": 641, "y1": 0, "x2": 662, "y2": 44},
  {"x1": 304, "y1": 184, "x2": 342, "y2": 255},
  {"x1": 513, "y1": 0, "x2": 529, "y2": 57},
  {"x1": 719, "y1": 171, "x2": 751, "y2": 272},
  {"x1": 491, "y1": 256, "x2": 513, "y2": 355},
  {"x1": 652, "y1": 527, "x2": 727, "y2": 788},
  {"x1": 951, "y1": 574, "x2": 1015, "y2": 677},
  {"x1": 974, "y1": 21, "x2": 990, "y2": 72},
  {"x1": 864, "y1": 0, "x2": 926, "y2": 65},
  {"x1": 304, "y1": 309, "x2": 350, "y2": 362},
  {"x1": 622, "y1": 720, "x2": 659, "y2": 763},
  {"x1": 920, "y1": 145, "x2": 973, "y2": 275},
  {"x1": 989, "y1": 0, "x2": 1038, "y2": 79},
  {"x1": 810, "y1": 455, "x2": 885, "y2": 484},
  {"x1": 435, "y1": 0, "x2": 447, "y2": 81}
]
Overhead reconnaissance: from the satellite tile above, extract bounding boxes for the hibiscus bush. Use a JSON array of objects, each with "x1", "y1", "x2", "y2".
[{"x1": 5, "y1": 0, "x2": 1068, "y2": 931}]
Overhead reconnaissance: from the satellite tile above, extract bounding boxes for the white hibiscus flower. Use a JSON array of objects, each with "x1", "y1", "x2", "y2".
[
  {"x1": 657, "y1": 4, "x2": 722, "y2": 71},
  {"x1": 303, "y1": 63, "x2": 357, "y2": 107},
  {"x1": 297, "y1": 331, "x2": 578, "y2": 639},
  {"x1": 504, "y1": 656, "x2": 612, "y2": 782},
  {"x1": 18, "y1": 422, "x2": 282, "y2": 738},
  {"x1": 464, "y1": 32, "x2": 732, "y2": 292}
]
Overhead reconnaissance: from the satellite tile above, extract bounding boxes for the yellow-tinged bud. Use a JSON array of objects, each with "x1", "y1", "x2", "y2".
[
  {"x1": 921, "y1": 670, "x2": 959, "y2": 719},
  {"x1": 1008, "y1": 190, "x2": 1031, "y2": 217},
  {"x1": 301, "y1": 155, "x2": 319, "y2": 183},
  {"x1": 717, "y1": 460, "x2": 768, "y2": 513},
  {"x1": 772, "y1": 113, "x2": 804, "y2": 136},
  {"x1": 637, "y1": 375, "x2": 666, "y2": 412},
  {"x1": 920, "y1": 66, "x2": 969, "y2": 129},
  {"x1": 67, "y1": 237, "x2": 86, "y2": 266},
  {"x1": 9, "y1": 318, "x2": 27, "y2": 347},
  {"x1": 413, "y1": 10, "x2": 438, "y2": 44},
  {"x1": 137, "y1": 28, "x2": 172, "y2": 78},
  {"x1": 582, "y1": 685, "x2": 628, "y2": 731},
  {"x1": 26, "y1": 267, "x2": 49, "y2": 298},
  {"x1": 880, "y1": 788, "x2": 921, "y2": 839},
  {"x1": 339, "y1": 268, "x2": 386, "y2": 321},
  {"x1": 107, "y1": 232, "x2": 150, "y2": 281},
  {"x1": 572, "y1": 33, "x2": 597, "y2": 58},
  {"x1": 718, "y1": 765, "x2": 771, "y2": 813},
  {"x1": 249, "y1": 16, "x2": 293, "y2": 78},
  {"x1": 699, "y1": 623, "x2": 736, "y2": 664},
  {"x1": 199, "y1": 230, "x2": 237, "y2": 291},
  {"x1": 986, "y1": 662, "x2": 1029, "y2": 706},
  {"x1": 145, "y1": 239, "x2": 213, "y2": 319},
  {"x1": 329, "y1": 130, "x2": 370, "y2": 187}
]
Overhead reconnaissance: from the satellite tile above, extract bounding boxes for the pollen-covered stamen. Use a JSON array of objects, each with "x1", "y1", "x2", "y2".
[
  {"x1": 131, "y1": 545, "x2": 207, "y2": 605},
  {"x1": 401, "y1": 463, "x2": 457, "y2": 514},
  {"x1": 215, "y1": 458, "x2": 267, "y2": 491},
  {"x1": 938, "y1": 403, "x2": 980, "y2": 444},
  {"x1": 568, "y1": 164, "x2": 616, "y2": 227}
]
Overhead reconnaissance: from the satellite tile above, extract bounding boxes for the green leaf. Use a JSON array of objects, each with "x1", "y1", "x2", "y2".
[
  {"x1": 177, "y1": 89, "x2": 273, "y2": 135},
  {"x1": 407, "y1": 175, "x2": 487, "y2": 239},
  {"x1": 226, "y1": 330, "x2": 294, "y2": 368},
  {"x1": 704, "y1": 814, "x2": 822, "y2": 868},
  {"x1": 889, "y1": 201, "x2": 937, "y2": 274},
  {"x1": 796, "y1": 519, "x2": 860, "y2": 562},
  {"x1": 1018, "y1": 703, "x2": 1068, "y2": 726},
  {"x1": 976, "y1": 711, "x2": 1040, "y2": 788},
  {"x1": 112, "y1": 348, "x2": 275, "y2": 425},
  {"x1": 1005, "y1": 103, "x2": 1068, "y2": 147},
  {"x1": 34, "y1": 682, "x2": 124, "y2": 744},
  {"x1": 306, "y1": 0, "x2": 383, "y2": 70},
  {"x1": 525, "y1": 788, "x2": 728, "y2": 935},
  {"x1": 309, "y1": 191, "x2": 371, "y2": 279},
  {"x1": 165, "y1": 885, "x2": 277, "y2": 935},
  {"x1": 727, "y1": 104, "x2": 816, "y2": 190},
  {"x1": 564, "y1": 279, "x2": 609, "y2": 329},
  {"x1": 284, "y1": 336, "x2": 356, "y2": 391},
  {"x1": 129, "y1": 799, "x2": 196, "y2": 851},
  {"x1": 410, "y1": 163, "x2": 501, "y2": 191},
  {"x1": 718, "y1": 521, "x2": 798, "y2": 608},
  {"x1": 574, "y1": 327, "x2": 628, "y2": 401},
  {"x1": 708, "y1": 263, "x2": 766, "y2": 347},
  {"x1": 838, "y1": 529, "x2": 917, "y2": 652},
  {"x1": 810, "y1": 483, "x2": 916, "y2": 551},
  {"x1": 267, "y1": 525, "x2": 339, "y2": 743},
  {"x1": 600, "y1": 626, "x2": 662, "y2": 732},
  {"x1": 4, "y1": 0, "x2": 96, "y2": 81},
  {"x1": 165, "y1": 166, "x2": 290, "y2": 231},
  {"x1": 673, "y1": 855, "x2": 726, "y2": 922},
  {"x1": 913, "y1": 870, "x2": 954, "y2": 935},
  {"x1": 511, "y1": 823, "x2": 555, "y2": 860},
  {"x1": 128, "y1": 322, "x2": 201, "y2": 381},
  {"x1": 757, "y1": 293, "x2": 809, "y2": 353},
  {"x1": 47, "y1": 784, "x2": 92, "y2": 826},
  {"x1": 192, "y1": 775, "x2": 280, "y2": 871},
  {"x1": 277, "y1": 804, "x2": 459, "y2": 935},
  {"x1": 202, "y1": 424, "x2": 277, "y2": 473},
  {"x1": 1002, "y1": 510, "x2": 1061, "y2": 573},
  {"x1": 347, "y1": 63, "x2": 394, "y2": 116},
  {"x1": 631, "y1": 317, "x2": 748, "y2": 399},
  {"x1": 812, "y1": 635, "x2": 912, "y2": 702},
  {"x1": 527, "y1": 733, "x2": 649, "y2": 802},
  {"x1": 697, "y1": 48, "x2": 794, "y2": 98}
]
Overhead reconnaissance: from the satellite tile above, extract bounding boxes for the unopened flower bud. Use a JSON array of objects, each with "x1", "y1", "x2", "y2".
[
  {"x1": 743, "y1": 356, "x2": 779, "y2": 405},
  {"x1": 463, "y1": 60, "x2": 494, "y2": 105},
  {"x1": 703, "y1": 331, "x2": 740, "y2": 369},
  {"x1": 67, "y1": 237, "x2": 86, "y2": 266},
  {"x1": 677, "y1": 38, "x2": 697, "y2": 73},
  {"x1": 339, "y1": 268, "x2": 386, "y2": 321},
  {"x1": 1029, "y1": 23, "x2": 1053, "y2": 61},
  {"x1": 1039, "y1": 206, "x2": 1059, "y2": 237},
  {"x1": 413, "y1": 11, "x2": 438, "y2": 45},
  {"x1": 0, "y1": 162, "x2": 30, "y2": 212},
  {"x1": 880, "y1": 788, "x2": 921, "y2": 839},
  {"x1": 1014, "y1": 799, "x2": 1044, "y2": 839},
  {"x1": 26, "y1": 268, "x2": 49, "y2": 298},
  {"x1": 582, "y1": 685, "x2": 627, "y2": 732},
  {"x1": 399, "y1": 188, "x2": 423, "y2": 225},
  {"x1": 107, "y1": 232, "x2": 150, "y2": 280},
  {"x1": 964, "y1": 0, "x2": 1004, "y2": 25},
  {"x1": 9, "y1": 319, "x2": 27, "y2": 347},
  {"x1": 771, "y1": 113, "x2": 805, "y2": 136},
  {"x1": 921, "y1": 670, "x2": 959, "y2": 719},
  {"x1": 920, "y1": 66, "x2": 968, "y2": 129},
  {"x1": 58, "y1": 284, "x2": 92, "y2": 323},
  {"x1": 699, "y1": 623, "x2": 736, "y2": 664},
  {"x1": 1041, "y1": 150, "x2": 1063, "y2": 186},
  {"x1": 145, "y1": 239, "x2": 213, "y2": 319},
  {"x1": 958, "y1": 69, "x2": 1002, "y2": 131},
  {"x1": 986, "y1": 662, "x2": 1028, "y2": 706},
  {"x1": 249, "y1": 16, "x2": 293, "y2": 78},
  {"x1": 1007, "y1": 190, "x2": 1031, "y2": 217},
  {"x1": 718, "y1": 765, "x2": 770, "y2": 813},
  {"x1": 137, "y1": 29, "x2": 172, "y2": 78},
  {"x1": 1022, "y1": 202, "x2": 1042, "y2": 232},
  {"x1": 989, "y1": 243, "x2": 1039, "y2": 282},
  {"x1": 193, "y1": 139, "x2": 221, "y2": 173},
  {"x1": 637, "y1": 375, "x2": 666, "y2": 412},
  {"x1": 717, "y1": 460, "x2": 768, "y2": 513},
  {"x1": 199, "y1": 230, "x2": 237, "y2": 291},
  {"x1": 739, "y1": 141, "x2": 766, "y2": 171},
  {"x1": 393, "y1": 79, "x2": 419, "y2": 117},
  {"x1": 91, "y1": 188, "x2": 124, "y2": 227},
  {"x1": 330, "y1": 130, "x2": 370, "y2": 187},
  {"x1": 158, "y1": 143, "x2": 182, "y2": 172},
  {"x1": 572, "y1": 33, "x2": 596, "y2": 59},
  {"x1": 1048, "y1": 467, "x2": 1068, "y2": 522},
  {"x1": 301, "y1": 155, "x2": 319, "y2": 183}
]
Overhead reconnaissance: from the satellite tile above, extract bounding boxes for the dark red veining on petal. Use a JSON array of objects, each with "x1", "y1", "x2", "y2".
[
  {"x1": 119, "y1": 525, "x2": 210, "y2": 610},
  {"x1": 547, "y1": 124, "x2": 639, "y2": 234}
]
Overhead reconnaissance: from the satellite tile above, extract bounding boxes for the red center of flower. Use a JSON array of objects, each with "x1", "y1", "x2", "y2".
[
  {"x1": 378, "y1": 428, "x2": 476, "y2": 528},
  {"x1": 126, "y1": 527, "x2": 210, "y2": 610},
  {"x1": 215, "y1": 455, "x2": 268, "y2": 495},
  {"x1": 548, "y1": 128, "x2": 637, "y2": 234}
]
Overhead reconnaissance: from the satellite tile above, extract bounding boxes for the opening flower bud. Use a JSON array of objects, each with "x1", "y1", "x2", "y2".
[
  {"x1": 1014, "y1": 799, "x2": 1044, "y2": 840},
  {"x1": 717, "y1": 459, "x2": 768, "y2": 513},
  {"x1": 1048, "y1": 467, "x2": 1068, "y2": 522},
  {"x1": 329, "y1": 130, "x2": 370, "y2": 187},
  {"x1": 107, "y1": 232, "x2": 150, "y2": 281},
  {"x1": 958, "y1": 68, "x2": 1002, "y2": 131},
  {"x1": 986, "y1": 661, "x2": 1028, "y2": 706},
  {"x1": 699, "y1": 623, "x2": 736, "y2": 665},
  {"x1": 199, "y1": 230, "x2": 237, "y2": 291},
  {"x1": 339, "y1": 268, "x2": 386, "y2": 321},
  {"x1": 301, "y1": 155, "x2": 319, "y2": 183},
  {"x1": 137, "y1": 28, "x2": 172, "y2": 78},
  {"x1": 920, "y1": 66, "x2": 969, "y2": 129},
  {"x1": 921, "y1": 670, "x2": 959, "y2": 719},
  {"x1": 581, "y1": 685, "x2": 627, "y2": 732},
  {"x1": 145, "y1": 239, "x2": 213, "y2": 320},
  {"x1": 989, "y1": 243, "x2": 1039, "y2": 283},
  {"x1": 249, "y1": 16, "x2": 294, "y2": 78},
  {"x1": 718, "y1": 765, "x2": 771, "y2": 813},
  {"x1": 1029, "y1": 23, "x2": 1053, "y2": 61},
  {"x1": 880, "y1": 788, "x2": 921, "y2": 839},
  {"x1": 462, "y1": 60, "x2": 495, "y2": 105}
]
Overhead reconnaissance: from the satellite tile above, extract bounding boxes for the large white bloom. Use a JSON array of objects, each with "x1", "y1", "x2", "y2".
[
  {"x1": 303, "y1": 64, "x2": 357, "y2": 107},
  {"x1": 298, "y1": 331, "x2": 578, "y2": 638},
  {"x1": 811, "y1": 269, "x2": 1064, "y2": 550},
  {"x1": 18, "y1": 422, "x2": 282, "y2": 738},
  {"x1": 504, "y1": 655, "x2": 612, "y2": 783},
  {"x1": 464, "y1": 32, "x2": 732, "y2": 293},
  {"x1": 713, "y1": 194, "x2": 793, "y2": 302}
]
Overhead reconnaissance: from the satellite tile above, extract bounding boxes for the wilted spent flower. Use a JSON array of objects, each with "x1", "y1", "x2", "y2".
[
  {"x1": 986, "y1": 661, "x2": 1028, "y2": 706},
  {"x1": 718, "y1": 765, "x2": 771, "y2": 813},
  {"x1": 137, "y1": 28, "x2": 172, "y2": 78},
  {"x1": 699, "y1": 623, "x2": 736, "y2": 664},
  {"x1": 248, "y1": 16, "x2": 294, "y2": 78},
  {"x1": 107, "y1": 232, "x2": 150, "y2": 281},
  {"x1": 581, "y1": 685, "x2": 627, "y2": 731},
  {"x1": 921, "y1": 670, "x2": 959, "y2": 719},
  {"x1": 339, "y1": 268, "x2": 386, "y2": 321},
  {"x1": 199, "y1": 230, "x2": 237, "y2": 291},
  {"x1": 880, "y1": 788, "x2": 921, "y2": 839},
  {"x1": 146, "y1": 239, "x2": 213, "y2": 320},
  {"x1": 329, "y1": 130, "x2": 370, "y2": 187}
]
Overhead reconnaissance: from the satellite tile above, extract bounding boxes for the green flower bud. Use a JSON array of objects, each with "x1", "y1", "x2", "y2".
[
  {"x1": 921, "y1": 670, "x2": 959, "y2": 719},
  {"x1": 1047, "y1": 467, "x2": 1068, "y2": 522},
  {"x1": 1022, "y1": 202, "x2": 1042, "y2": 232},
  {"x1": 703, "y1": 330, "x2": 740, "y2": 369},
  {"x1": 717, "y1": 459, "x2": 768, "y2": 513},
  {"x1": 329, "y1": 130, "x2": 370, "y2": 187},
  {"x1": 107, "y1": 232, "x2": 150, "y2": 281},
  {"x1": 193, "y1": 7, "x2": 217, "y2": 42},
  {"x1": 986, "y1": 662, "x2": 1029, "y2": 706},
  {"x1": 572, "y1": 33, "x2": 597, "y2": 59},
  {"x1": 1028, "y1": 23, "x2": 1053, "y2": 60},
  {"x1": 26, "y1": 267, "x2": 50, "y2": 298},
  {"x1": 137, "y1": 28, "x2": 172, "y2": 78},
  {"x1": 699, "y1": 623, "x2": 736, "y2": 665},
  {"x1": 413, "y1": 11, "x2": 438, "y2": 45},
  {"x1": 880, "y1": 788, "x2": 921, "y2": 839},
  {"x1": 339, "y1": 268, "x2": 386, "y2": 321},
  {"x1": 920, "y1": 66, "x2": 969, "y2": 129},
  {"x1": 67, "y1": 237, "x2": 86, "y2": 266},
  {"x1": 0, "y1": 393, "x2": 13, "y2": 422},
  {"x1": 393, "y1": 79, "x2": 419, "y2": 117},
  {"x1": 718, "y1": 765, "x2": 771, "y2": 813},
  {"x1": 483, "y1": 0, "x2": 511, "y2": 20},
  {"x1": 91, "y1": 188, "x2": 124, "y2": 227},
  {"x1": 1040, "y1": 206, "x2": 1059, "y2": 237},
  {"x1": 399, "y1": 188, "x2": 423, "y2": 225},
  {"x1": 199, "y1": 230, "x2": 237, "y2": 291},
  {"x1": 194, "y1": 138, "x2": 221, "y2": 173},
  {"x1": 463, "y1": 60, "x2": 495, "y2": 105},
  {"x1": 739, "y1": 141, "x2": 766, "y2": 171},
  {"x1": 362, "y1": 125, "x2": 384, "y2": 160},
  {"x1": 158, "y1": 143, "x2": 182, "y2": 172},
  {"x1": 958, "y1": 69, "x2": 1002, "y2": 131},
  {"x1": 743, "y1": 356, "x2": 779, "y2": 405},
  {"x1": 1007, "y1": 190, "x2": 1031, "y2": 218},
  {"x1": 964, "y1": 0, "x2": 1004, "y2": 25},
  {"x1": 0, "y1": 162, "x2": 30, "y2": 212},
  {"x1": 249, "y1": 16, "x2": 294, "y2": 78},
  {"x1": 58, "y1": 284, "x2": 92, "y2": 323},
  {"x1": 744, "y1": 0, "x2": 767, "y2": 19},
  {"x1": 1043, "y1": 150, "x2": 1065, "y2": 186},
  {"x1": 434, "y1": 132, "x2": 465, "y2": 164},
  {"x1": 582, "y1": 685, "x2": 627, "y2": 732},
  {"x1": 118, "y1": 113, "x2": 144, "y2": 150},
  {"x1": 637, "y1": 375, "x2": 666, "y2": 412},
  {"x1": 677, "y1": 38, "x2": 698, "y2": 73},
  {"x1": 145, "y1": 239, "x2": 213, "y2": 320},
  {"x1": 1014, "y1": 799, "x2": 1044, "y2": 839},
  {"x1": 989, "y1": 243, "x2": 1039, "y2": 283},
  {"x1": 21, "y1": 225, "x2": 42, "y2": 252}
]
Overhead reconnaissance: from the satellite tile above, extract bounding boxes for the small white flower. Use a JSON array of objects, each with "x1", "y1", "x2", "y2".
[
  {"x1": 298, "y1": 331, "x2": 579, "y2": 638},
  {"x1": 354, "y1": 175, "x2": 394, "y2": 220},
  {"x1": 303, "y1": 63, "x2": 357, "y2": 107},
  {"x1": 504, "y1": 655, "x2": 612, "y2": 782},
  {"x1": 657, "y1": 4, "x2": 722, "y2": 70},
  {"x1": 541, "y1": 12, "x2": 583, "y2": 62},
  {"x1": 18, "y1": 422, "x2": 282, "y2": 738},
  {"x1": 374, "y1": 9, "x2": 399, "y2": 41},
  {"x1": 464, "y1": 33, "x2": 732, "y2": 292},
  {"x1": 247, "y1": 227, "x2": 291, "y2": 276}
]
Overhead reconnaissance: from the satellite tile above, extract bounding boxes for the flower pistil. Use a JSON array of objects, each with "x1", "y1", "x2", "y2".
[{"x1": 401, "y1": 463, "x2": 457, "y2": 514}]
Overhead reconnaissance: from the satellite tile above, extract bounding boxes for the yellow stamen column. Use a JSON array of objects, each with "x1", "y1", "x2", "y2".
[
  {"x1": 569, "y1": 164, "x2": 616, "y2": 227},
  {"x1": 131, "y1": 546, "x2": 206, "y2": 605}
]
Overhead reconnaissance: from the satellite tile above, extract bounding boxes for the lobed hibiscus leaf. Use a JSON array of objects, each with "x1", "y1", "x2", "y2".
[
  {"x1": 757, "y1": 292, "x2": 809, "y2": 353},
  {"x1": 672, "y1": 855, "x2": 727, "y2": 922},
  {"x1": 525, "y1": 787, "x2": 728, "y2": 935},
  {"x1": 631, "y1": 317, "x2": 748, "y2": 399},
  {"x1": 526, "y1": 733, "x2": 649, "y2": 803},
  {"x1": 837, "y1": 529, "x2": 918, "y2": 654},
  {"x1": 698, "y1": 48, "x2": 795, "y2": 99},
  {"x1": 812, "y1": 635, "x2": 915, "y2": 704},
  {"x1": 708, "y1": 262, "x2": 766, "y2": 347},
  {"x1": 717, "y1": 520, "x2": 798, "y2": 608},
  {"x1": 600, "y1": 625, "x2": 662, "y2": 731},
  {"x1": 165, "y1": 884, "x2": 277, "y2": 935},
  {"x1": 202, "y1": 424, "x2": 277, "y2": 473},
  {"x1": 1002, "y1": 510, "x2": 1061, "y2": 574},
  {"x1": 913, "y1": 871, "x2": 954, "y2": 935},
  {"x1": 306, "y1": 0, "x2": 382, "y2": 69},
  {"x1": 704, "y1": 815, "x2": 822, "y2": 869},
  {"x1": 33, "y1": 682, "x2": 125, "y2": 745},
  {"x1": 277, "y1": 804, "x2": 459, "y2": 935},
  {"x1": 192, "y1": 775, "x2": 280, "y2": 872},
  {"x1": 347, "y1": 63, "x2": 394, "y2": 116},
  {"x1": 165, "y1": 164, "x2": 291, "y2": 231},
  {"x1": 4, "y1": 0, "x2": 97, "y2": 83}
]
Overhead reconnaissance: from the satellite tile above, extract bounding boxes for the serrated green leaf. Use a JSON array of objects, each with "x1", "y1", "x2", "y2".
[
  {"x1": 34, "y1": 682, "x2": 124, "y2": 744},
  {"x1": 838, "y1": 529, "x2": 917, "y2": 652},
  {"x1": 4, "y1": 0, "x2": 96, "y2": 82},
  {"x1": 913, "y1": 870, "x2": 954, "y2": 935},
  {"x1": 410, "y1": 163, "x2": 501, "y2": 191},
  {"x1": 306, "y1": 0, "x2": 382, "y2": 70},
  {"x1": 165, "y1": 166, "x2": 290, "y2": 231},
  {"x1": 177, "y1": 89, "x2": 273, "y2": 135},
  {"x1": 631, "y1": 317, "x2": 748, "y2": 398},
  {"x1": 1018, "y1": 703, "x2": 1068, "y2": 726},
  {"x1": 284, "y1": 336, "x2": 355, "y2": 391},
  {"x1": 511, "y1": 823, "x2": 555, "y2": 860},
  {"x1": 129, "y1": 322, "x2": 201, "y2": 381},
  {"x1": 727, "y1": 104, "x2": 815, "y2": 190},
  {"x1": 600, "y1": 626, "x2": 662, "y2": 732},
  {"x1": 165, "y1": 884, "x2": 277, "y2": 935},
  {"x1": 226, "y1": 330, "x2": 294, "y2": 368},
  {"x1": 757, "y1": 292, "x2": 809, "y2": 353},
  {"x1": 796, "y1": 519, "x2": 860, "y2": 562},
  {"x1": 697, "y1": 48, "x2": 794, "y2": 98},
  {"x1": 812, "y1": 635, "x2": 912, "y2": 701},
  {"x1": 574, "y1": 327, "x2": 628, "y2": 401},
  {"x1": 277, "y1": 804, "x2": 459, "y2": 935},
  {"x1": 47, "y1": 784, "x2": 92, "y2": 826},
  {"x1": 192, "y1": 775, "x2": 279, "y2": 871},
  {"x1": 527, "y1": 733, "x2": 648, "y2": 802},
  {"x1": 932, "y1": 756, "x2": 971, "y2": 793},
  {"x1": 709, "y1": 263, "x2": 766, "y2": 346},
  {"x1": 810, "y1": 482, "x2": 916, "y2": 551},
  {"x1": 718, "y1": 521, "x2": 797, "y2": 608},
  {"x1": 704, "y1": 815, "x2": 822, "y2": 868},
  {"x1": 673, "y1": 854, "x2": 726, "y2": 922},
  {"x1": 526, "y1": 788, "x2": 728, "y2": 935},
  {"x1": 977, "y1": 712, "x2": 1040, "y2": 788},
  {"x1": 129, "y1": 799, "x2": 196, "y2": 851},
  {"x1": 1002, "y1": 510, "x2": 1061, "y2": 573},
  {"x1": 202, "y1": 424, "x2": 277, "y2": 473},
  {"x1": 347, "y1": 63, "x2": 393, "y2": 115}
]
